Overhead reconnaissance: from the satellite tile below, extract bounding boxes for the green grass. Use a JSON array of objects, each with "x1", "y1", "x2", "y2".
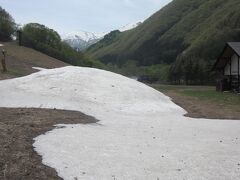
[{"x1": 152, "y1": 84, "x2": 240, "y2": 106}]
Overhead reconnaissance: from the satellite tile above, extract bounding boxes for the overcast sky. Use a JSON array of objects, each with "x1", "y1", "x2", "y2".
[{"x1": 0, "y1": 0, "x2": 172, "y2": 34}]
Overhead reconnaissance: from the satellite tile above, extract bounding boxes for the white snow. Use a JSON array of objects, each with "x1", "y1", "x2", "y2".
[
  {"x1": 119, "y1": 22, "x2": 142, "y2": 32},
  {"x1": 61, "y1": 21, "x2": 141, "y2": 42},
  {"x1": 32, "y1": 67, "x2": 46, "y2": 71},
  {"x1": 62, "y1": 31, "x2": 107, "y2": 51},
  {"x1": 0, "y1": 66, "x2": 240, "y2": 180},
  {"x1": 62, "y1": 31, "x2": 107, "y2": 42},
  {"x1": 61, "y1": 22, "x2": 141, "y2": 50}
]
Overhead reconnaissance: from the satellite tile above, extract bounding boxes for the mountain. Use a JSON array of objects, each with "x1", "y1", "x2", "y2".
[
  {"x1": 62, "y1": 22, "x2": 141, "y2": 51},
  {"x1": 62, "y1": 31, "x2": 107, "y2": 51},
  {"x1": 119, "y1": 22, "x2": 142, "y2": 32},
  {"x1": 87, "y1": 0, "x2": 240, "y2": 84}
]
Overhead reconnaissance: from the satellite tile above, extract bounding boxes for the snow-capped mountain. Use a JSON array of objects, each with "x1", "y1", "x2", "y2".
[
  {"x1": 119, "y1": 22, "x2": 142, "y2": 32},
  {"x1": 62, "y1": 31, "x2": 107, "y2": 51},
  {"x1": 62, "y1": 22, "x2": 141, "y2": 51}
]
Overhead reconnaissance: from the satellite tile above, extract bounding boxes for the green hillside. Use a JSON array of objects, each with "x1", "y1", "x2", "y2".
[{"x1": 87, "y1": 0, "x2": 240, "y2": 84}]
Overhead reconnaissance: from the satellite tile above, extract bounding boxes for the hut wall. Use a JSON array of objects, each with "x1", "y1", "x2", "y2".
[
  {"x1": 231, "y1": 54, "x2": 239, "y2": 75},
  {"x1": 224, "y1": 62, "x2": 230, "y2": 75},
  {"x1": 224, "y1": 53, "x2": 240, "y2": 76}
]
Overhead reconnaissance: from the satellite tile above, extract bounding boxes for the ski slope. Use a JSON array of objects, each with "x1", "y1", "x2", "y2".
[{"x1": 0, "y1": 66, "x2": 239, "y2": 180}]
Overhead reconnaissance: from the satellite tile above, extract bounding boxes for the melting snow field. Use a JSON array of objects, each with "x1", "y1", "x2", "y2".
[{"x1": 0, "y1": 66, "x2": 240, "y2": 180}]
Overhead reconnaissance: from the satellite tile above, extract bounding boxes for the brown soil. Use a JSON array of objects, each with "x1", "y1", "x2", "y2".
[
  {"x1": 0, "y1": 108, "x2": 97, "y2": 180},
  {"x1": 165, "y1": 91, "x2": 240, "y2": 120},
  {"x1": 0, "y1": 42, "x2": 68, "y2": 80}
]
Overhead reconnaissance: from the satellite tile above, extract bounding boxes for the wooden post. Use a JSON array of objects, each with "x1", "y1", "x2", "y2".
[
  {"x1": 230, "y1": 57, "x2": 232, "y2": 90},
  {"x1": 238, "y1": 56, "x2": 240, "y2": 93},
  {"x1": 1, "y1": 49, "x2": 7, "y2": 72},
  {"x1": 17, "y1": 30, "x2": 22, "y2": 46}
]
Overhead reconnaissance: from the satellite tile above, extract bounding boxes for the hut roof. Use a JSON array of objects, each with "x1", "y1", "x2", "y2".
[
  {"x1": 228, "y1": 42, "x2": 240, "y2": 56},
  {"x1": 213, "y1": 42, "x2": 240, "y2": 70}
]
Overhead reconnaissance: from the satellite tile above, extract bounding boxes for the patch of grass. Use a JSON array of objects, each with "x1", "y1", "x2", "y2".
[
  {"x1": 152, "y1": 84, "x2": 240, "y2": 106},
  {"x1": 180, "y1": 89, "x2": 240, "y2": 106},
  {"x1": 151, "y1": 84, "x2": 195, "y2": 91}
]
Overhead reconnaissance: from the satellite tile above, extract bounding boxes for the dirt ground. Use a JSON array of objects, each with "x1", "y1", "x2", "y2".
[
  {"x1": 164, "y1": 91, "x2": 240, "y2": 120},
  {"x1": 0, "y1": 42, "x2": 68, "y2": 80},
  {"x1": 0, "y1": 108, "x2": 97, "y2": 180}
]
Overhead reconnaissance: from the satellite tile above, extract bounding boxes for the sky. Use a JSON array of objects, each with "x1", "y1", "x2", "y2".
[{"x1": 0, "y1": 0, "x2": 172, "y2": 34}]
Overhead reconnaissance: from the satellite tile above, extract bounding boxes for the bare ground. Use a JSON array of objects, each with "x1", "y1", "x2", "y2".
[
  {"x1": 0, "y1": 108, "x2": 97, "y2": 180},
  {"x1": 0, "y1": 42, "x2": 68, "y2": 80}
]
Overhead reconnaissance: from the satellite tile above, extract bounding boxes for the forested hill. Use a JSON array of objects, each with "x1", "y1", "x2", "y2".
[{"x1": 87, "y1": 0, "x2": 240, "y2": 84}]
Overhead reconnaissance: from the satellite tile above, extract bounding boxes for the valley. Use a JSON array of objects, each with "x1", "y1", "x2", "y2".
[{"x1": 0, "y1": 0, "x2": 240, "y2": 179}]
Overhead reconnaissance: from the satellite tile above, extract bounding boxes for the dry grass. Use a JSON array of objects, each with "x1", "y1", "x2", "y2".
[
  {"x1": 152, "y1": 84, "x2": 240, "y2": 120},
  {"x1": 0, "y1": 42, "x2": 68, "y2": 80}
]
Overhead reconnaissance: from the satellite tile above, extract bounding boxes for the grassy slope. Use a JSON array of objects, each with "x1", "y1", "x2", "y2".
[
  {"x1": 87, "y1": 0, "x2": 240, "y2": 66},
  {"x1": 0, "y1": 42, "x2": 68, "y2": 80},
  {"x1": 151, "y1": 84, "x2": 240, "y2": 119},
  {"x1": 153, "y1": 85, "x2": 240, "y2": 106}
]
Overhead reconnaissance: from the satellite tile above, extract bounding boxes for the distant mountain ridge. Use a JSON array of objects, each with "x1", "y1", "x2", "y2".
[
  {"x1": 62, "y1": 22, "x2": 141, "y2": 51},
  {"x1": 119, "y1": 22, "x2": 142, "y2": 32},
  {"x1": 62, "y1": 31, "x2": 107, "y2": 51}
]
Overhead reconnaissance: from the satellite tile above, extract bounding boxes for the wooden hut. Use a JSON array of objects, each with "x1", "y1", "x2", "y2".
[{"x1": 213, "y1": 42, "x2": 240, "y2": 92}]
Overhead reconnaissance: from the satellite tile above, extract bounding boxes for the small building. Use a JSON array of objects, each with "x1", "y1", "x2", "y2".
[{"x1": 213, "y1": 42, "x2": 240, "y2": 92}]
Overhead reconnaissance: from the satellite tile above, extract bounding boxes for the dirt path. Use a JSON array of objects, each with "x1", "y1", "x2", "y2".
[
  {"x1": 0, "y1": 108, "x2": 97, "y2": 180},
  {"x1": 164, "y1": 91, "x2": 240, "y2": 120}
]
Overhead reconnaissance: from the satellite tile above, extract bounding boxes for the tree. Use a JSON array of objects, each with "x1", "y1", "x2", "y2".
[
  {"x1": 22, "y1": 23, "x2": 61, "y2": 50},
  {"x1": 21, "y1": 23, "x2": 104, "y2": 68},
  {"x1": 0, "y1": 6, "x2": 16, "y2": 41}
]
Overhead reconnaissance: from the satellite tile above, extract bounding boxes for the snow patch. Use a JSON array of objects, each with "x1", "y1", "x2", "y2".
[
  {"x1": 32, "y1": 67, "x2": 47, "y2": 71},
  {"x1": 0, "y1": 66, "x2": 239, "y2": 180},
  {"x1": 119, "y1": 22, "x2": 142, "y2": 32}
]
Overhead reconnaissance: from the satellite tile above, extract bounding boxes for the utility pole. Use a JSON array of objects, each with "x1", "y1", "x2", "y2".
[{"x1": 1, "y1": 49, "x2": 7, "y2": 72}]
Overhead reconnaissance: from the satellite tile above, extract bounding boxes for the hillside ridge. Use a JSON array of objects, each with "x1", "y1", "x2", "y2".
[{"x1": 87, "y1": 0, "x2": 240, "y2": 83}]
